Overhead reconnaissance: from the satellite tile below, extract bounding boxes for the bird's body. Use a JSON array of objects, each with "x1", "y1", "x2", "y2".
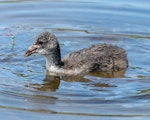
[{"x1": 25, "y1": 32, "x2": 128, "y2": 75}]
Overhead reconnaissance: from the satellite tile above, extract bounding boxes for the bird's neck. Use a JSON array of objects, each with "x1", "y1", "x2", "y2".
[{"x1": 45, "y1": 46, "x2": 63, "y2": 70}]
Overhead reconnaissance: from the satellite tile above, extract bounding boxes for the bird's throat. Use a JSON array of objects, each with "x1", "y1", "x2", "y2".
[{"x1": 45, "y1": 51, "x2": 62, "y2": 70}]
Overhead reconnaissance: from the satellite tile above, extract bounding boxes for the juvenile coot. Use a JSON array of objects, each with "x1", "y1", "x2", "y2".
[{"x1": 25, "y1": 32, "x2": 128, "y2": 75}]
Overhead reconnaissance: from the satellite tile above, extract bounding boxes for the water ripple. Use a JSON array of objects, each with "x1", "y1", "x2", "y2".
[{"x1": 0, "y1": 0, "x2": 150, "y2": 119}]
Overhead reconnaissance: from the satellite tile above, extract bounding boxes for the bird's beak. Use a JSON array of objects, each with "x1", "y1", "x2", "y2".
[{"x1": 24, "y1": 45, "x2": 39, "y2": 57}]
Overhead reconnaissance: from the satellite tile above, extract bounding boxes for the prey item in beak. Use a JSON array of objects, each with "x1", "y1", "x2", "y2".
[{"x1": 24, "y1": 45, "x2": 39, "y2": 57}]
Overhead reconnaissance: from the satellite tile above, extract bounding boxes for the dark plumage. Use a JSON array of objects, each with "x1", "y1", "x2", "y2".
[{"x1": 25, "y1": 31, "x2": 128, "y2": 75}]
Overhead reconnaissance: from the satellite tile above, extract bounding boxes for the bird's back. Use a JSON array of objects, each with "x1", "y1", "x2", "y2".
[{"x1": 62, "y1": 44, "x2": 128, "y2": 72}]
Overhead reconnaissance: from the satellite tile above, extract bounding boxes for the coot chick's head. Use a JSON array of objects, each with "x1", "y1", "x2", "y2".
[{"x1": 25, "y1": 31, "x2": 59, "y2": 56}]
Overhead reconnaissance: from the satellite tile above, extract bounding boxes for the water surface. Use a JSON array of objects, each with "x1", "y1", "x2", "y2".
[{"x1": 0, "y1": 0, "x2": 150, "y2": 120}]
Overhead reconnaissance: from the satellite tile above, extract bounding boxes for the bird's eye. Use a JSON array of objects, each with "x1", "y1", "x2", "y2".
[{"x1": 39, "y1": 41, "x2": 44, "y2": 45}]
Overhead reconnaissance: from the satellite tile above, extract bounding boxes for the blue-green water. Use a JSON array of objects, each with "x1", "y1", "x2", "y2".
[{"x1": 0, "y1": 0, "x2": 150, "y2": 120}]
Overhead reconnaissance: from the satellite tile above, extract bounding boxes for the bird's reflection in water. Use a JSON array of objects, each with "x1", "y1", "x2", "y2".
[
  {"x1": 89, "y1": 69, "x2": 126, "y2": 78},
  {"x1": 27, "y1": 74, "x2": 90, "y2": 91},
  {"x1": 28, "y1": 75, "x2": 60, "y2": 91},
  {"x1": 28, "y1": 70, "x2": 125, "y2": 91}
]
